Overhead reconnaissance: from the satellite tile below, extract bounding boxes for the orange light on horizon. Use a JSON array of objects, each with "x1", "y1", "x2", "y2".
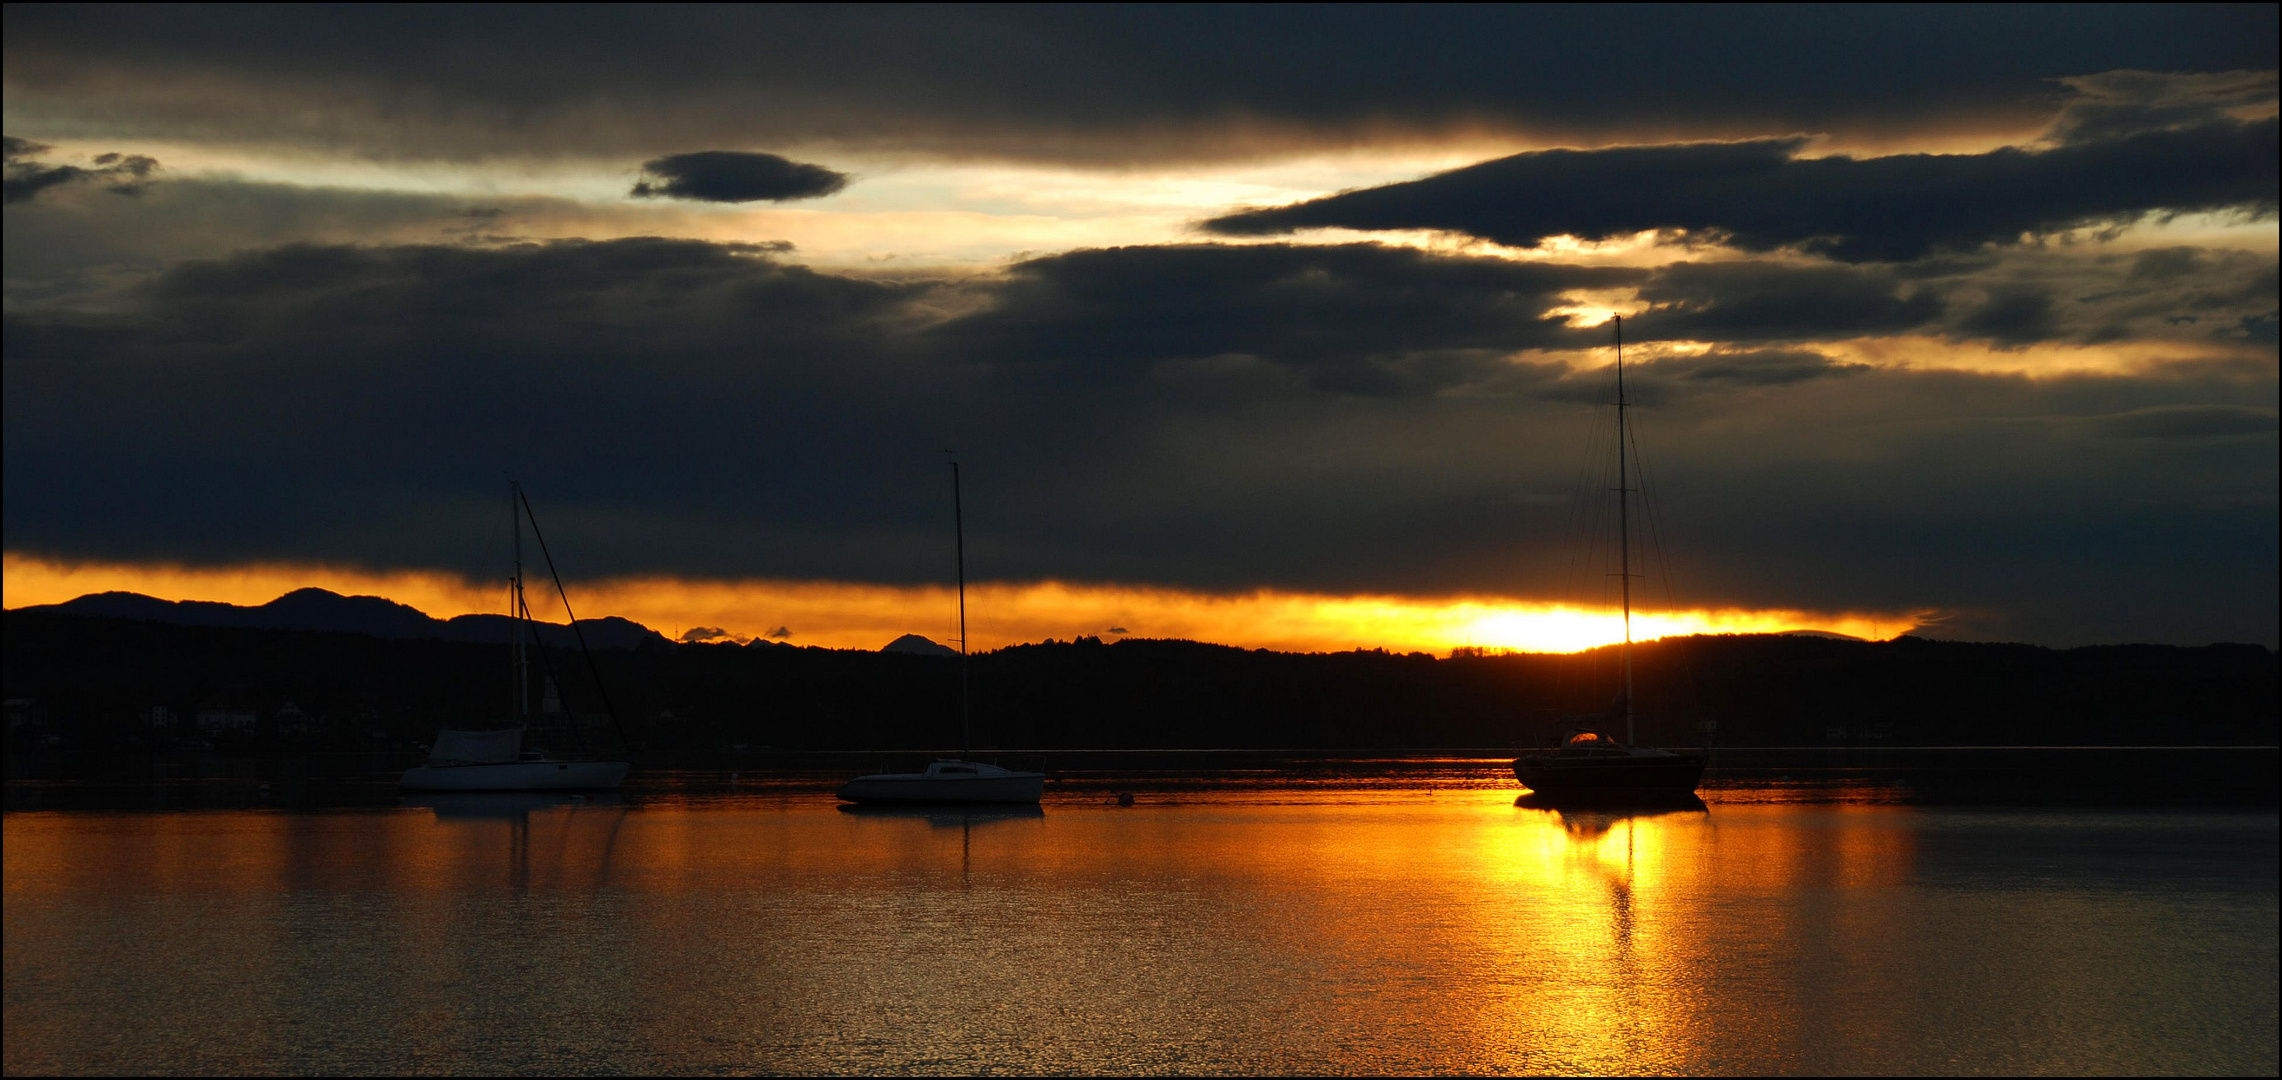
[{"x1": 2, "y1": 552, "x2": 1926, "y2": 656}]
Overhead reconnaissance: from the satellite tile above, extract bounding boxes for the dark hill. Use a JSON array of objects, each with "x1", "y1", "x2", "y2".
[
  {"x1": 28, "y1": 589, "x2": 669, "y2": 650},
  {"x1": 3, "y1": 609, "x2": 2273, "y2": 759},
  {"x1": 883, "y1": 633, "x2": 959, "y2": 657}
]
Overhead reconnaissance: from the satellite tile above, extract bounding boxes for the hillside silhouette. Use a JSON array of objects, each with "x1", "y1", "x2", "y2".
[
  {"x1": 4, "y1": 606, "x2": 2272, "y2": 760},
  {"x1": 22, "y1": 588, "x2": 669, "y2": 650}
]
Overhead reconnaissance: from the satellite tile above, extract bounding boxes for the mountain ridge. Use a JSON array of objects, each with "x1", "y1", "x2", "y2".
[{"x1": 19, "y1": 588, "x2": 672, "y2": 651}]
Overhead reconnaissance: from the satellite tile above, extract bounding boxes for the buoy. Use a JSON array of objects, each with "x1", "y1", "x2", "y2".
[{"x1": 1117, "y1": 792, "x2": 1134, "y2": 807}]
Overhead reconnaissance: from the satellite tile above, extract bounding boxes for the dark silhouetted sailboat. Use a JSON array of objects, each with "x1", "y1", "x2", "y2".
[
  {"x1": 1513, "y1": 317, "x2": 1707, "y2": 799},
  {"x1": 838, "y1": 461, "x2": 1045, "y2": 804},
  {"x1": 401, "y1": 481, "x2": 631, "y2": 792}
]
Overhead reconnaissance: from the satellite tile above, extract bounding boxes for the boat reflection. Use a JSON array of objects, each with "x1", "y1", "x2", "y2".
[
  {"x1": 404, "y1": 791, "x2": 624, "y2": 822},
  {"x1": 834, "y1": 803, "x2": 1046, "y2": 828},
  {"x1": 1513, "y1": 792, "x2": 1707, "y2": 837},
  {"x1": 396, "y1": 790, "x2": 630, "y2": 892}
]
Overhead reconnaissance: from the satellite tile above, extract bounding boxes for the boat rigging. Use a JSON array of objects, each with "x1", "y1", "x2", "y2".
[
  {"x1": 1512, "y1": 316, "x2": 1707, "y2": 799},
  {"x1": 400, "y1": 481, "x2": 632, "y2": 792},
  {"x1": 837, "y1": 459, "x2": 1045, "y2": 805}
]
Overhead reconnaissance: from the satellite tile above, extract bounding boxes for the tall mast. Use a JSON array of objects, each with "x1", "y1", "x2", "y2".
[
  {"x1": 1615, "y1": 316, "x2": 1635, "y2": 744},
  {"x1": 951, "y1": 461, "x2": 970, "y2": 754},
  {"x1": 511, "y1": 479, "x2": 527, "y2": 723}
]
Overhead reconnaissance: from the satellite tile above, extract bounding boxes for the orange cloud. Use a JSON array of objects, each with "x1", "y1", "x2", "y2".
[{"x1": 3, "y1": 552, "x2": 1926, "y2": 655}]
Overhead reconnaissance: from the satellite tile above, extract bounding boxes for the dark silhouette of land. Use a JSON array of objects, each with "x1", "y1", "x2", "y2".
[
  {"x1": 4, "y1": 592, "x2": 2273, "y2": 766},
  {"x1": 33, "y1": 588, "x2": 667, "y2": 649}
]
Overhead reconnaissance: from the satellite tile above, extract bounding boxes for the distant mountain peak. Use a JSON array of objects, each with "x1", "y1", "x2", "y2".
[
  {"x1": 268, "y1": 586, "x2": 348, "y2": 600},
  {"x1": 883, "y1": 633, "x2": 958, "y2": 657}
]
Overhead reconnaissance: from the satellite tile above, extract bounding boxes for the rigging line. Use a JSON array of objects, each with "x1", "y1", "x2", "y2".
[
  {"x1": 1573, "y1": 396, "x2": 1614, "y2": 710},
  {"x1": 1562, "y1": 351, "x2": 1620, "y2": 597},
  {"x1": 525, "y1": 598, "x2": 587, "y2": 752},
  {"x1": 1589, "y1": 391, "x2": 1627, "y2": 707},
  {"x1": 1593, "y1": 363, "x2": 1625, "y2": 704},
  {"x1": 1623, "y1": 387, "x2": 1712, "y2": 751},
  {"x1": 518, "y1": 489, "x2": 635, "y2": 754}
]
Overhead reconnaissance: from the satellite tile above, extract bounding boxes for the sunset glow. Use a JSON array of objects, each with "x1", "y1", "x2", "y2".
[{"x1": 2, "y1": 553, "x2": 1920, "y2": 655}]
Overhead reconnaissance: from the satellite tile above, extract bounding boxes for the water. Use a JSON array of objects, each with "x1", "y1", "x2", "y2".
[{"x1": 5, "y1": 779, "x2": 2276, "y2": 1075}]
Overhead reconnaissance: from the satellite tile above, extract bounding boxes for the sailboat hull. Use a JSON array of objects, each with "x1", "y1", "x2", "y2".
[
  {"x1": 399, "y1": 760, "x2": 629, "y2": 791},
  {"x1": 1513, "y1": 754, "x2": 1706, "y2": 796}
]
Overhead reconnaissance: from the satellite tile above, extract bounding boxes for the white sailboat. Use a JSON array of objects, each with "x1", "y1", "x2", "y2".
[
  {"x1": 837, "y1": 758, "x2": 1045, "y2": 804},
  {"x1": 401, "y1": 481, "x2": 632, "y2": 793},
  {"x1": 838, "y1": 461, "x2": 1045, "y2": 805}
]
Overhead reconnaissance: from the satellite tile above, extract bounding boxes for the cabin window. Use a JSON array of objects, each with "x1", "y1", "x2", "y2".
[
  {"x1": 939, "y1": 766, "x2": 975, "y2": 774},
  {"x1": 1563, "y1": 732, "x2": 1606, "y2": 746}
]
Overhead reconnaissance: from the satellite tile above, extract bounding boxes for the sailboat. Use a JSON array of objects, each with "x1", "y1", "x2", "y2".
[
  {"x1": 837, "y1": 461, "x2": 1045, "y2": 805},
  {"x1": 400, "y1": 481, "x2": 633, "y2": 792},
  {"x1": 1513, "y1": 316, "x2": 1707, "y2": 799}
]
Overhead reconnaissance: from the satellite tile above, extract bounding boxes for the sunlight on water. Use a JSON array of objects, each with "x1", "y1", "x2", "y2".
[{"x1": 5, "y1": 795, "x2": 2275, "y2": 1075}]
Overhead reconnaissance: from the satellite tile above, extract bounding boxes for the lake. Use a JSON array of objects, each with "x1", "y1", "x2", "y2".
[{"x1": 4, "y1": 771, "x2": 2276, "y2": 1075}]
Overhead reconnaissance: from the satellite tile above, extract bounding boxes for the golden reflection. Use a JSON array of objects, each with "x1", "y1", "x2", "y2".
[
  {"x1": 0, "y1": 798, "x2": 1989, "y2": 1075},
  {"x1": 4, "y1": 551, "x2": 1919, "y2": 655}
]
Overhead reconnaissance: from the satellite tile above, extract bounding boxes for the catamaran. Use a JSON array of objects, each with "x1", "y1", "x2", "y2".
[
  {"x1": 401, "y1": 481, "x2": 632, "y2": 792},
  {"x1": 838, "y1": 461, "x2": 1045, "y2": 805},
  {"x1": 1513, "y1": 316, "x2": 1708, "y2": 799}
]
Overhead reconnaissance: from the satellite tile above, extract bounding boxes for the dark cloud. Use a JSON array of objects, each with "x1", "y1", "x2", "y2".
[
  {"x1": 2044, "y1": 69, "x2": 2278, "y2": 146},
  {"x1": 2128, "y1": 246, "x2": 2214, "y2": 281},
  {"x1": 4, "y1": 7, "x2": 2274, "y2": 162},
  {"x1": 941, "y1": 243, "x2": 1639, "y2": 393},
  {"x1": 1203, "y1": 113, "x2": 2279, "y2": 262},
  {"x1": 1957, "y1": 286, "x2": 2060, "y2": 346},
  {"x1": 2, "y1": 135, "x2": 158, "y2": 203},
  {"x1": 0, "y1": 177, "x2": 607, "y2": 309},
  {"x1": 4, "y1": 236, "x2": 2274, "y2": 646},
  {"x1": 677, "y1": 626, "x2": 745, "y2": 644},
  {"x1": 1641, "y1": 349, "x2": 1868, "y2": 387},
  {"x1": 1626, "y1": 261, "x2": 1946, "y2": 343},
  {"x1": 2088, "y1": 404, "x2": 2279, "y2": 441},
  {"x1": 630, "y1": 151, "x2": 847, "y2": 203},
  {"x1": 2233, "y1": 311, "x2": 2280, "y2": 345}
]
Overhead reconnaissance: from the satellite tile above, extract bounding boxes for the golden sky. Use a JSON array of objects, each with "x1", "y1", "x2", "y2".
[{"x1": 2, "y1": 553, "x2": 1919, "y2": 654}]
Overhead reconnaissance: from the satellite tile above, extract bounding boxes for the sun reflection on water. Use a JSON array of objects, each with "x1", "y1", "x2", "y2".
[{"x1": 9, "y1": 795, "x2": 2266, "y2": 1075}]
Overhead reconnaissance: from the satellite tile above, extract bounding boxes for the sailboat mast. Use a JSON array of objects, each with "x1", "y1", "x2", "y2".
[
  {"x1": 512, "y1": 479, "x2": 527, "y2": 723},
  {"x1": 951, "y1": 461, "x2": 970, "y2": 754},
  {"x1": 1615, "y1": 316, "x2": 1635, "y2": 744}
]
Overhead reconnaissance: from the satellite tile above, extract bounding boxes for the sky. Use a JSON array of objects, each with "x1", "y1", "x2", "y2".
[{"x1": 3, "y1": 4, "x2": 2276, "y2": 651}]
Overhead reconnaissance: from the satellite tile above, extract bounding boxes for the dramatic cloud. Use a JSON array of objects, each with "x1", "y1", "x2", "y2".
[
  {"x1": 937, "y1": 243, "x2": 1641, "y2": 393},
  {"x1": 1625, "y1": 261, "x2": 1946, "y2": 342},
  {"x1": 2045, "y1": 69, "x2": 2279, "y2": 145},
  {"x1": 4, "y1": 7, "x2": 2274, "y2": 162},
  {"x1": 1204, "y1": 113, "x2": 2279, "y2": 262},
  {"x1": 630, "y1": 151, "x2": 848, "y2": 203},
  {"x1": 1636, "y1": 349, "x2": 1868, "y2": 388},
  {"x1": 2, "y1": 135, "x2": 158, "y2": 203},
  {"x1": 5, "y1": 237, "x2": 2273, "y2": 645}
]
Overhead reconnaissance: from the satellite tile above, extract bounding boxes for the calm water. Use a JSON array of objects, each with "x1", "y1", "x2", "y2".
[{"x1": 5, "y1": 782, "x2": 2276, "y2": 1075}]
